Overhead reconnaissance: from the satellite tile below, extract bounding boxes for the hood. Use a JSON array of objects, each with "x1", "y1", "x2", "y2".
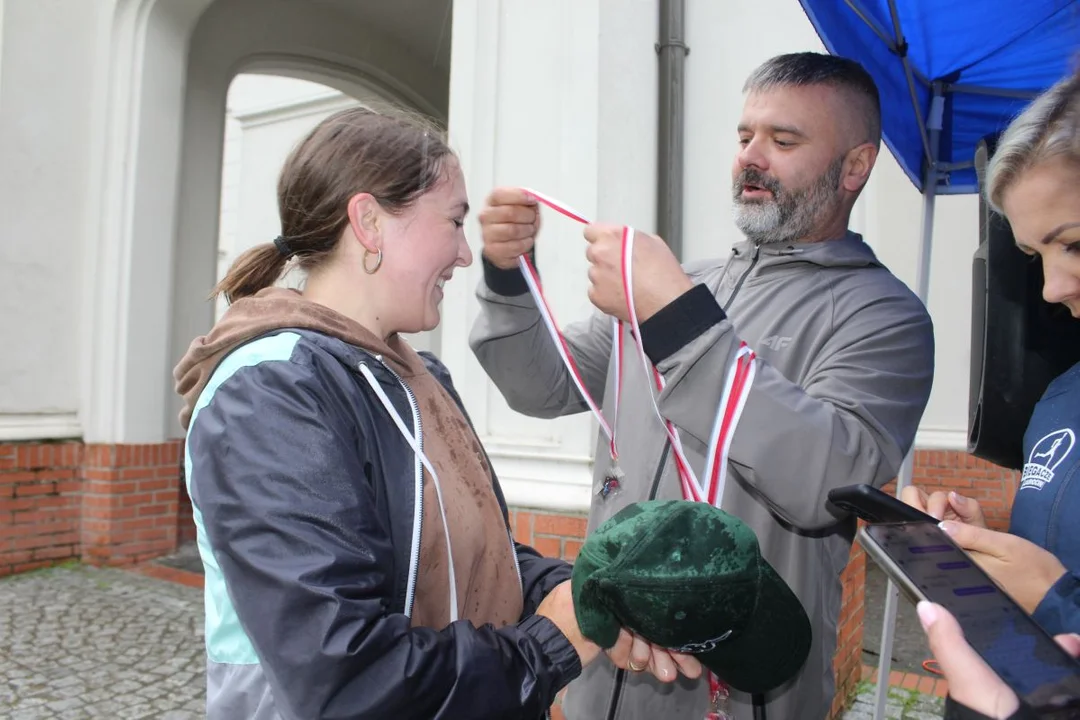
[
  {"x1": 173, "y1": 287, "x2": 422, "y2": 431},
  {"x1": 730, "y1": 231, "x2": 885, "y2": 270}
]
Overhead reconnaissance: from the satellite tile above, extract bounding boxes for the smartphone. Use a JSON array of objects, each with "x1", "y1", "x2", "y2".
[
  {"x1": 859, "y1": 521, "x2": 1080, "y2": 715},
  {"x1": 828, "y1": 483, "x2": 936, "y2": 524}
]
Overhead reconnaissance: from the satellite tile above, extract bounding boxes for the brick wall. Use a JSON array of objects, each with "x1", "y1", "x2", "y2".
[
  {"x1": 0, "y1": 440, "x2": 184, "y2": 577},
  {"x1": 81, "y1": 442, "x2": 184, "y2": 566},
  {"x1": 891, "y1": 449, "x2": 1021, "y2": 531},
  {"x1": 0, "y1": 442, "x2": 82, "y2": 574},
  {"x1": 832, "y1": 541, "x2": 866, "y2": 719}
]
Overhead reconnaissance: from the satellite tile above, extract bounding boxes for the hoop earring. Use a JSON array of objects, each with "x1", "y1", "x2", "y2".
[{"x1": 363, "y1": 248, "x2": 383, "y2": 274}]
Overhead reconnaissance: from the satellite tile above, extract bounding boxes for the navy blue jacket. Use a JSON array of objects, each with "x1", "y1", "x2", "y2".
[
  {"x1": 1010, "y1": 360, "x2": 1080, "y2": 636},
  {"x1": 184, "y1": 328, "x2": 579, "y2": 720}
]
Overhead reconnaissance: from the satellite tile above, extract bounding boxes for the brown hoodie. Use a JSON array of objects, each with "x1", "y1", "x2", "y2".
[{"x1": 174, "y1": 287, "x2": 524, "y2": 631}]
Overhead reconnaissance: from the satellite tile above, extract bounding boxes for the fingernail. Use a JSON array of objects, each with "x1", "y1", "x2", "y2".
[
  {"x1": 939, "y1": 520, "x2": 956, "y2": 535},
  {"x1": 916, "y1": 601, "x2": 938, "y2": 631},
  {"x1": 950, "y1": 492, "x2": 966, "y2": 505}
]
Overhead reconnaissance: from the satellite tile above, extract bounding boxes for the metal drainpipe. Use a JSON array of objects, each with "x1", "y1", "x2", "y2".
[{"x1": 657, "y1": 0, "x2": 689, "y2": 259}]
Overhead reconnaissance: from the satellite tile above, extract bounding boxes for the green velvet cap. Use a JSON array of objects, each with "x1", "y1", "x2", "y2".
[{"x1": 571, "y1": 499, "x2": 812, "y2": 695}]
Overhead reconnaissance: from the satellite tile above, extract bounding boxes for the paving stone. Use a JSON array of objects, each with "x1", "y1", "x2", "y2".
[{"x1": 0, "y1": 566, "x2": 205, "y2": 718}]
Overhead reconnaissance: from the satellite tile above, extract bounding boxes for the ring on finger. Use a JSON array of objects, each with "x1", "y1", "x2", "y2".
[{"x1": 627, "y1": 658, "x2": 648, "y2": 672}]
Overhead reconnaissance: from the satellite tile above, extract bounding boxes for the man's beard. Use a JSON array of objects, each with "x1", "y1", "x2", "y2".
[{"x1": 731, "y1": 156, "x2": 844, "y2": 245}]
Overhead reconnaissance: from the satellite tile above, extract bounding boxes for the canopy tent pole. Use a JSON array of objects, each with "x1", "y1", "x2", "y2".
[
  {"x1": 872, "y1": 79, "x2": 944, "y2": 720},
  {"x1": 915, "y1": 85, "x2": 942, "y2": 304},
  {"x1": 885, "y1": 0, "x2": 932, "y2": 163}
]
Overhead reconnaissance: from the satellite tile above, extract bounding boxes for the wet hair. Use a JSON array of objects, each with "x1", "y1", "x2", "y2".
[
  {"x1": 744, "y1": 51, "x2": 882, "y2": 148},
  {"x1": 212, "y1": 106, "x2": 453, "y2": 304},
  {"x1": 985, "y1": 68, "x2": 1080, "y2": 213}
]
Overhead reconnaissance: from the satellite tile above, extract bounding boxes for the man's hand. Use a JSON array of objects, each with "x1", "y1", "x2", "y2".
[
  {"x1": 605, "y1": 628, "x2": 703, "y2": 683},
  {"x1": 940, "y1": 521, "x2": 1067, "y2": 613},
  {"x1": 478, "y1": 187, "x2": 541, "y2": 270},
  {"x1": 582, "y1": 223, "x2": 694, "y2": 323},
  {"x1": 918, "y1": 601, "x2": 1080, "y2": 719},
  {"x1": 900, "y1": 486, "x2": 987, "y2": 527}
]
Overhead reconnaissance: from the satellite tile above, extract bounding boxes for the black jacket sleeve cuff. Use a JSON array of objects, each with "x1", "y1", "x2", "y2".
[
  {"x1": 639, "y1": 283, "x2": 726, "y2": 365},
  {"x1": 482, "y1": 254, "x2": 532, "y2": 297},
  {"x1": 519, "y1": 614, "x2": 582, "y2": 691}
]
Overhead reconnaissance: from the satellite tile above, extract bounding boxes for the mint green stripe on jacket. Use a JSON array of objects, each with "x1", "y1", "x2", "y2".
[{"x1": 183, "y1": 332, "x2": 302, "y2": 665}]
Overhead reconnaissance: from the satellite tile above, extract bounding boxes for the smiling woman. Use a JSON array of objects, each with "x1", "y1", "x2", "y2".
[{"x1": 169, "y1": 106, "x2": 609, "y2": 720}]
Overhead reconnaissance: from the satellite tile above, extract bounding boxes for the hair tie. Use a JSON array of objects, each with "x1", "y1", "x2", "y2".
[{"x1": 273, "y1": 236, "x2": 293, "y2": 257}]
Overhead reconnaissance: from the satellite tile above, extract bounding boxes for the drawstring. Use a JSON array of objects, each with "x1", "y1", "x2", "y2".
[{"x1": 358, "y1": 363, "x2": 459, "y2": 623}]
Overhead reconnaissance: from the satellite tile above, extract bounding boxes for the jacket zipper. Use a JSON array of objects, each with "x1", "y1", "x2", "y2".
[
  {"x1": 723, "y1": 244, "x2": 760, "y2": 313},
  {"x1": 508, "y1": 528, "x2": 524, "y2": 590},
  {"x1": 603, "y1": 441, "x2": 673, "y2": 720},
  {"x1": 369, "y1": 358, "x2": 425, "y2": 620}
]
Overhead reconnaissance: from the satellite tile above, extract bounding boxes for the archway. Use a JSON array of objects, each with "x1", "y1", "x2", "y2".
[
  {"x1": 83, "y1": 0, "x2": 448, "y2": 441},
  {"x1": 73, "y1": 0, "x2": 449, "y2": 568}
]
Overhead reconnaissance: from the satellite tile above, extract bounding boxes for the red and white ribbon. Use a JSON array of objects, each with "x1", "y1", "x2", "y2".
[
  {"x1": 619, "y1": 226, "x2": 757, "y2": 505},
  {"x1": 518, "y1": 189, "x2": 757, "y2": 710},
  {"x1": 516, "y1": 186, "x2": 757, "y2": 506},
  {"x1": 514, "y1": 188, "x2": 621, "y2": 462}
]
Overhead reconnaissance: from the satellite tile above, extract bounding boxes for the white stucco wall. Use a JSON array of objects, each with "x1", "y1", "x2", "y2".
[{"x1": 0, "y1": 0, "x2": 105, "y2": 439}]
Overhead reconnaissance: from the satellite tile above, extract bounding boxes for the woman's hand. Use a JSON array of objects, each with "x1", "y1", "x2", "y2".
[
  {"x1": 918, "y1": 601, "x2": 1080, "y2": 719},
  {"x1": 535, "y1": 581, "x2": 703, "y2": 683},
  {"x1": 940, "y1": 521, "x2": 1067, "y2": 614},
  {"x1": 605, "y1": 628, "x2": 703, "y2": 683},
  {"x1": 535, "y1": 580, "x2": 602, "y2": 666},
  {"x1": 900, "y1": 486, "x2": 988, "y2": 527}
]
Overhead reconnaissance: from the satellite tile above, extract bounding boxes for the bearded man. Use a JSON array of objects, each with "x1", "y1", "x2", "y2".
[{"x1": 469, "y1": 52, "x2": 936, "y2": 719}]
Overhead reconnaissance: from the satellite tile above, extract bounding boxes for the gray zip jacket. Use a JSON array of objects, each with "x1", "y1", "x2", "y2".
[{"x1": 469, "y1": 231, "x2": 935, "y2": 720}]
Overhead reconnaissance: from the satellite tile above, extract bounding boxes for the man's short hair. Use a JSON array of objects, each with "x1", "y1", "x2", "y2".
[{"x1": 744, "y1": 52, "x2": 882, "y2": 148}]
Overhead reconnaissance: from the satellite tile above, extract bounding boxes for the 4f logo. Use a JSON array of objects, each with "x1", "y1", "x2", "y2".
[{"x1": 760, "y1": 335, "x2": 792, "y2": 351}]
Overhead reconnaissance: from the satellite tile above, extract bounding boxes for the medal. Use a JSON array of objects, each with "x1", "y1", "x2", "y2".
[{"x1": 598, "y1": 462, "x2": 624, "y2": 498}]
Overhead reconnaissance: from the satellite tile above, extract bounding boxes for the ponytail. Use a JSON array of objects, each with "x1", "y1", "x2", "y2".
[{"x1": 211, "y1": 242, "x2": 289, "y2": 304}]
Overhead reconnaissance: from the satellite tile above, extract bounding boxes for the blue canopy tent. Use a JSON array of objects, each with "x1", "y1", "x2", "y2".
[
  {"x1": 796, "y1": 1, "x2": 1080, "y2": 716},
  {"x1": 802, "y1": 0, "x2": 1079, "y2": 194}
]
